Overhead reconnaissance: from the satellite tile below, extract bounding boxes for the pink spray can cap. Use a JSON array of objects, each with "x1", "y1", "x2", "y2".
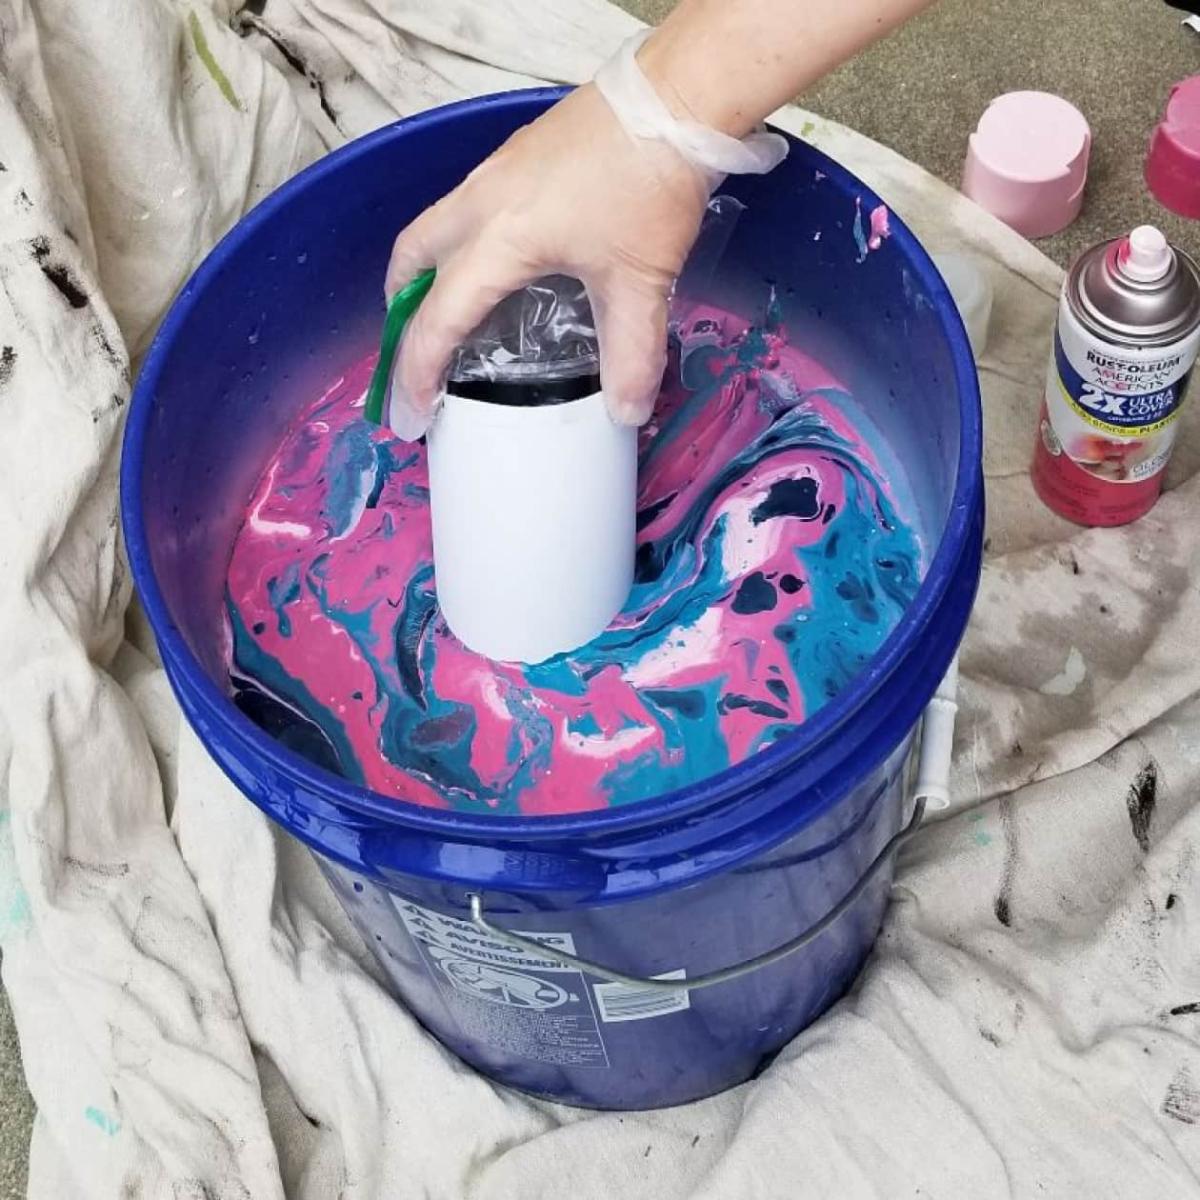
[
  {"x1": 1146, "y1": 76, "x2": 1200, "y2": 220},
  {"x1": 962, "y1": 92, "x2": 1091, "y2": 239}
]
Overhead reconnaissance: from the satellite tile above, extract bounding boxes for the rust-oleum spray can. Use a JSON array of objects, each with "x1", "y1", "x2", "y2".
[{"x1": 1031, "y1": 225, "x2": 1200, "y2": 526}]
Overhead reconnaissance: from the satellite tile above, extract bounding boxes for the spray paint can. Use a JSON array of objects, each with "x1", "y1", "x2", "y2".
[{"x1": 1031, "y1": 225, "x2": 1200, "y2": 526}]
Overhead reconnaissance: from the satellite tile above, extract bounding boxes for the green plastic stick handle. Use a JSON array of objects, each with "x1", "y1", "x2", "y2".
[{"x1": 363, "y1": 268, "x2": 436, "y2": 426}]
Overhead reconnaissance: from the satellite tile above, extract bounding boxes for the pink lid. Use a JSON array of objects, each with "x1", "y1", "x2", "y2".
[
  {"x1": 962, "y1": 92, "x2": 1091, "y2": 238},
  {"x1": 1146, "y1": 76, "x2": 1200, "y2": 219}
]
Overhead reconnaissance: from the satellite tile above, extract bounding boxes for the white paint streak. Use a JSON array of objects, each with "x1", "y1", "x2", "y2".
[
  {"x1": 245, "y1": 460, "x2": 312, "y2": 539},
  {"x1": 718, "y1": 461, "x2": 816, "y2": 578},
  {"x1": 1039, "y1": 646, "x2": 1087, "y2": 697},
  {"x1": 476, "y1": 675, "x2": 512, "y2": 720},
  {"x1": 625, "y1": 608, "x2": 723, "y2": 687},
  {"x1": 563, "y1": 724, "x2": 654, "y2": 759}
]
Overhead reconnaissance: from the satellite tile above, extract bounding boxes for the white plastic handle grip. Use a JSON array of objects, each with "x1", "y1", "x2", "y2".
[{"x1": 914, "y1": 655, "x2": 959, "y2": 811}]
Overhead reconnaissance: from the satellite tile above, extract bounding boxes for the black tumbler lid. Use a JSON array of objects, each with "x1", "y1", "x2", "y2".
[
  {"x1": 446, "y1": 372, "x2": 601, "y2": 407},
  {"x1": 447, "y1": 275, "x2": 599, "y2": 403}
]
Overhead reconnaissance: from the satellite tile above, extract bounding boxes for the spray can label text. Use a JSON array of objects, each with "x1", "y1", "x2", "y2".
[{"x1": 1044, "y1": 326, "x2": 1192, "y2": 485}]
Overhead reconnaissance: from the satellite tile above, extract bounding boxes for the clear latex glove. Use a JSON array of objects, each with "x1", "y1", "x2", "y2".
[
  {"x1": 594, "y1": 31, "x2": 788, "y2": 186},
  {"x1": 385, "y1": 34, "x2": 787, "y2": 441}
]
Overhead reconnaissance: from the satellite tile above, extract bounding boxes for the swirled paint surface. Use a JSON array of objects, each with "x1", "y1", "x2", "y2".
[{"x1": 224, "y1": 304, "x2": 923, "y2": 815}]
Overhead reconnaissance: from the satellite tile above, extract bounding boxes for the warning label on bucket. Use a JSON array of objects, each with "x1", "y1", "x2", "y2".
[
  {"x1": 393, "y1": 900, "x2": 611, "y2": 1068},
  {"x1": 593, "y1": 971, "x2": 690, "y2": 1023}
]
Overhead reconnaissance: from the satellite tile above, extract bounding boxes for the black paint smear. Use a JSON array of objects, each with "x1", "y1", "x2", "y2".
[
  {"x1": 233, "y1": 679, "x2": 345, "y2": 776},
  {"x1": 779, "y1": 574, "x2": 803, "y2": 595},
  {"x1": 63, "y1": 855, "x2": 130, "y2": 879},
  {"x1": 1169, "y1": 1003, "x2": 1200, "y2": 1016},
  {"x1": 235, "y1": 11, "x2": 340, "y2": 126},
  {"x1": 29, "y1": 236, "x2": 88, "y2": 308},
  {"x1": 1162, "y1": 1071, "x2": 1200, "y2": 1125},
  {"x1": 305, "y1": 68, "x2": 340, "y2": 128},
  {"x1": 835, "y1": 572, "x2": 879, "y2": 624},
  {"x1": 773, "y1": 622, "x2": 797, "y2": 645},
  {"x1": 0, "y1": 346, "x2": 15, "y2": 388},
  {"x1": 1127, "y1": 761, "x2": 1158, "y2": 854},
  {"x1": 750, "y1": 476, "x2": 820, "y2": 524},
  {"x1": 824, "y1": 530, "x2": 840, "y2": 560},
  {"x1": 410, "y1": 709, "x2": 474, "y2": 748},
  {"x1": 251, "y1": 621, "x2": 266, "y2": 635},
  {"x1": 1167, "y1": 893, "x2": 1178, "y2": 911},
  {"x1": 365, "y1": 444, "x2": 389, "y2": 510},
  {"x1": 994, "y1": 795, "x2": 1017, "y2": 928},
  {"x1": 634, "y1": 539, "x2": 664, "y2": 585},
  {"x1": 394, "y1": 566, "x2": 437, "y2": 708},
  {"x1": 92, "y1": 323, "x2": 123, "y2": 372},
  {"x1": 642, "y1": 688, "x2": 706, "y2": 720},
  {"x1": 719, "y1": 693, "x2": 789, "y2": 720},
  {"x1": 979, "y1": 1027, "x2": 1002, "y2": 1047},
  {"x1": 636, "y1": 492, "x2": 675, "y2": 530},
  {"x1": 874, "y1": 554, "x2": 919, "y2": 611},
  {"x1": 821, "y1": 503, "x2": 836, "y2": 525},
  {"x1": 731, "y1": 571, "x2": 777, "y2": 615},
  {"x1": 766, "y1": 677, "x2": 789, "y2": 704}
]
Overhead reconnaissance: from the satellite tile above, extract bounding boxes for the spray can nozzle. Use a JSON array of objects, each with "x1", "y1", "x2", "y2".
[{"x1": 1118, "y1": 225, "x2": 1173, "y2": 285}]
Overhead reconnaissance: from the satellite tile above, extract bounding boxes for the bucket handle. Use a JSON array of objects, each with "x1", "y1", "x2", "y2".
[
  {"x1": 468, "y1": 795, "x2": 927, "y2": 994},
  {"x1": 469, "y1": 657, "x2": 959, "y2": 993}
]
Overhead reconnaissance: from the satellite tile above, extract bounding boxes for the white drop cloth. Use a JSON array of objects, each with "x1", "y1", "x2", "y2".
[{"x1": 2, "y1": 2, "x2": 1200, "y2": 1197}]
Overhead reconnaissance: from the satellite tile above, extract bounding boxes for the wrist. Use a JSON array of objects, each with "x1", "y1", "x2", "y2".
[
  {"x1": 635, "y1": 26, "x2": 758, "y2": 140},
  {"x1": 593, "y1": 31, "x2": 789, "y2": 183}
]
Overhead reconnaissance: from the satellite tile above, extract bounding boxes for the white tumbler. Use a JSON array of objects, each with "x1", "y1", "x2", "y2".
[{"x1": 426, "y1": 379, "x2": 637, "y2": 664}]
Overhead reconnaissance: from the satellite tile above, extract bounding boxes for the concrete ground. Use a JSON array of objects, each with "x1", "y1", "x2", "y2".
[
  {"x1": 0, "y1": 988, "x2": 32, "y2": 1199},
  {"x1": 2, "y1": 0, "x2": 1196, "y2": 1194},
  {"x1": 625, "y1": 0, "x2": 1199, "y2": 267}
]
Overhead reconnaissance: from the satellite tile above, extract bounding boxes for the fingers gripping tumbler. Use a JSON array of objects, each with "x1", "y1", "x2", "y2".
[{"x1": 376, "y1": 274, "x2": 637, "y2": 664}]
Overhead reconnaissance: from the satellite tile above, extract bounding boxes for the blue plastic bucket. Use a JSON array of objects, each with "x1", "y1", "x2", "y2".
[{"x1": 121, "y1": 90, "x2": 983, "y2": 1110}]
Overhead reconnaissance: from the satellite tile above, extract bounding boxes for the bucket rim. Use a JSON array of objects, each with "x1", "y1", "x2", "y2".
[{"x1": 121, "y1": 87, "x2": 983, "y2": 845}]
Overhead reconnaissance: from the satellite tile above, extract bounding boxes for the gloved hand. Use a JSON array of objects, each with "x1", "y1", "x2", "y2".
[
  {"x1": 385, "y1": 33, "x2": 786, "y2": 441},
  {"x1": 385, "y1": 84, "x2": 706, "y2": 439}
]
